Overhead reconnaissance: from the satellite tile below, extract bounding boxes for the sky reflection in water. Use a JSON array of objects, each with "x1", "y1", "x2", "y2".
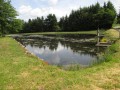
[{"x1": 16, "y1": 34, "x2": 105, "y2": 66}]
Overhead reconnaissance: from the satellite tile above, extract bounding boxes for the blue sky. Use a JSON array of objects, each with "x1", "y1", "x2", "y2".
[{"x1": 11, "y1": 0, "x2": 120, "y2": 21}]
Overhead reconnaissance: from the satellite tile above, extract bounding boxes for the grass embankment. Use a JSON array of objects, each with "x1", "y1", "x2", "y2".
[
  {"x1": 18, "y1": 30, "x2": 104, "y2": 35},
  {"x1": 0, "y1": 29, "x2": 120, "y2": 90}
]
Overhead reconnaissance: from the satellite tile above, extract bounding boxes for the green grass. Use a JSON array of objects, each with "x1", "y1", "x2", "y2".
[
  {"x1": 0, "y1": 29, "x2": 120, "y2": 90},
  {"x1": 22, "y1": 31, "x2": 98, "y2": 35},
  {"x1": 11, "y1": 30, "x2": 105, "y2": 36},
  {"x1": 112, "y1": 24, "x2": 120, "y2": 28}
]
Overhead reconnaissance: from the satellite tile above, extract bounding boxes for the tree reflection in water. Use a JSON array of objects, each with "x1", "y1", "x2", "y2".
[{"x1": 15, "y1": 34, "x2": 106, "y2": 66}]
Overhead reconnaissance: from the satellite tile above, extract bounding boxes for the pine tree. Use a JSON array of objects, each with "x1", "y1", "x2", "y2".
[
  {"x1": 44, "y1": 14, "x2": 58, "y2": 32},
  {"x1": 107, "y1": 1, "x2": 116, "y2": 14}
]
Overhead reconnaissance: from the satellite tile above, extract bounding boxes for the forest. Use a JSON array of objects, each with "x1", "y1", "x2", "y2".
[{"x1": 0, "y1": 0, "x2": 120, "y2": 34}]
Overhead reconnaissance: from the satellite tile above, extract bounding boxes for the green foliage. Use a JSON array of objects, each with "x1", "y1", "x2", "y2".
[
  {"x1": 44, "y1": 14, "x2": 58, "y2": 32},
  {"x1": 101, "y1": 29, "x2": 120, "y2": 63},
  {"x1": 0, "y1": 0, "x2": 18, "y2": 36},
  {"x1": 59, "y1": 1, "x2": 116, "y2": 31},
  {"x1": 102, "y1": 9, "x2": 116, "y2": 28},
  {"x1": 104, "y1": 43, "x2": 118, "y2": 62},
  {"x1": 21, "y1": 14, "x2": 59, "y2": 33},
  {"x1": 21, "y1": 1, "x2": 116, "y2": 33},
  {"x1": 54, "y1": 25, "x2": 61, "y2": 32},
  {"x1": 8, "y1": 19, "x2": 24, "y2": 33},
  {"x1": 100, "y1": 38, "x2": 108, "y2": 42},
  {"x1": 109, "y1": 43, "x2": 119, "y2": 53},
  {"x1": 107, "y1": 1, "x2": 116, "y2": 14}
]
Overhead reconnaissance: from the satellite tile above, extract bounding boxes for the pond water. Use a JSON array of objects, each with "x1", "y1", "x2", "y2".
[{"x1": 15, "y1": 34, "x2": 106, "y2": 67}]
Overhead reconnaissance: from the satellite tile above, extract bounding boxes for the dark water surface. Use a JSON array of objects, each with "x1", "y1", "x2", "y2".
[{"x1": 15, "y1": 34, "x2": 106, "y2": 66}]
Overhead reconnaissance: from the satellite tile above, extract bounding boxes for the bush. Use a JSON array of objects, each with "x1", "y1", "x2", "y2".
[{"x1": 101, "y1": 38, "x2": 108, "y2": 42}]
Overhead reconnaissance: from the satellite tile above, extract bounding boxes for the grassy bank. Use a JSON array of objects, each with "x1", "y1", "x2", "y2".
[
  {"x1": 0, "y1": 30, "x2": 120, "y2": 90},
  {"x1": 13, "y1": 30, "x2": 105, "y2": 35}
]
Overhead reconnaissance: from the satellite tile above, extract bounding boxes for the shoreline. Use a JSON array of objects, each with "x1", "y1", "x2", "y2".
[{"x1": 0, "y1": 29, "x2": 120, "y2": 90}]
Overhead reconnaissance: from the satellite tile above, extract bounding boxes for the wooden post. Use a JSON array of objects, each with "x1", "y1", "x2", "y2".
[{"x1": 97, "y1": 27, "x2": 100, "y2": 44}]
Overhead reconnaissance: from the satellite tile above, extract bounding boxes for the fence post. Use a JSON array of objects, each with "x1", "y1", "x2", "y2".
[{"x1": 97, "y1": 27, "x2": 100, "y2": 44}]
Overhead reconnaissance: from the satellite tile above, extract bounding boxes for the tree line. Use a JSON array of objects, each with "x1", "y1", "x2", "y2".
[
  {"x1": 0, "y1": 0, "x2": 119, "y2": 35},
  {"x1": 21, "y1": 14, "x2": 60, "y2": 33},
  {"x1": 21, "y1": 1, "x2": 116, "y2": 33},
  {"x1": 59, "y1": 1, "x2": 116, "y2": 31}
]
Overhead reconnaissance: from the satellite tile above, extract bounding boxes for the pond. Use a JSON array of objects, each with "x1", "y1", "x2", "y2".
[{"x1": 14, "y1": 34, "x2": 106, "y2": 67}]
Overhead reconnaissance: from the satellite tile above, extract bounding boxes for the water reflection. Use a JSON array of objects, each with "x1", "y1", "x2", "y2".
[{"x1": 15, "y1": 34, "x2": 105, "y2": 66}]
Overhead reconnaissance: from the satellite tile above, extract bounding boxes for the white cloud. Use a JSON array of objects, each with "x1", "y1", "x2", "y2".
[
  {"x1": 49, "y1": 0, "x2": 58, "y2": 5},
  {"x1": 33, "y1": 0, "x2": 58, "y2": 6},
  {"x1": 17, "y1": 4, "x2": 77, "y2": 21},
  {"x1": 19, "y1": 5, "x2": 32, "y2": 14},
  {"x1": 18, "y1": 5, "x2": 51, "y2": 21},
  {"x1": 16, "y1": 0, "x2": 120, "y2": 21},
  {"x1": 111, "y1": 0, "x2": 120, "y2": 13}
]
